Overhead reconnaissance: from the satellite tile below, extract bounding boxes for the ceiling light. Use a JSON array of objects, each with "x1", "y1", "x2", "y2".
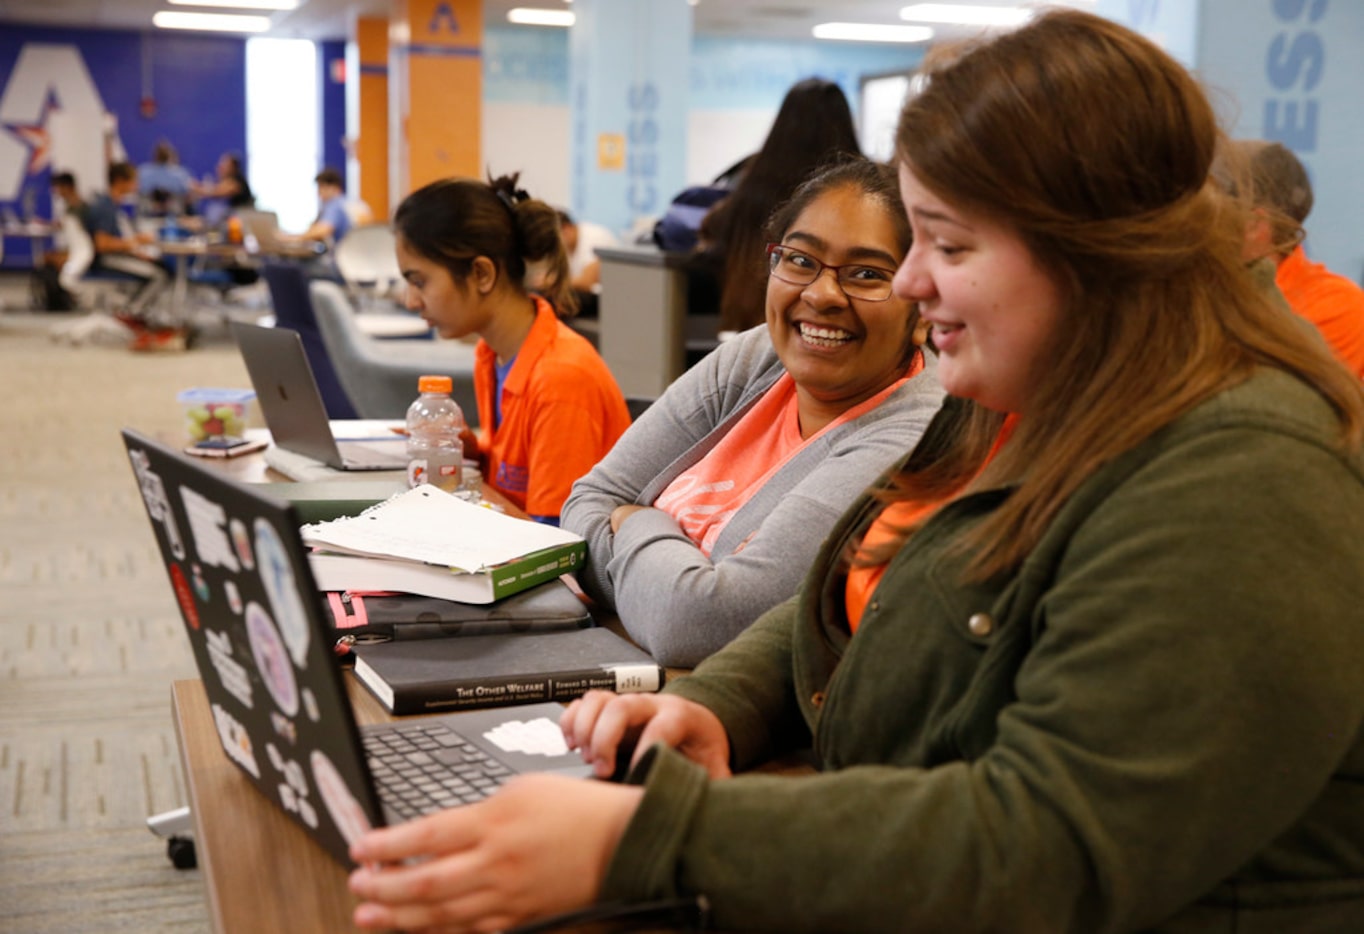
[
  {"x1": 813, "y1": 22, "x2": 935, "y2": 43},
  {"x1": 168, "y1": 0, "x2": 298, "y2": 9},
  {"x1": 507, "y1": 8, "x2": 576, "y2": 27},
  {"x1": 153, "y1": 11, "x2": 271, "y2": 31},
  {"x1": 900, "y1": 4, "x2": 1032, "y2": 27}
]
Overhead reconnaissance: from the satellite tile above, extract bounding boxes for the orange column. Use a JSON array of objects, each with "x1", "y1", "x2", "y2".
[
  {"x1": 352, "y1": 16, "x2": 390, "y2": 221},
  {"x1": 389, "y1": 0, "x2": 482, "y2": 206}
]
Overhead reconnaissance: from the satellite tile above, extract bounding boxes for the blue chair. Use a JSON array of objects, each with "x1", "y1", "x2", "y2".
[{"x1": 259, "y1": 261, "x2": 359, "y2": 419}]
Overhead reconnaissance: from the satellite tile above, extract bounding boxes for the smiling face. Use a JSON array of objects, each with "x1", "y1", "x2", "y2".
[
  {"x1": 395, "y1": 235, "x2": 488, "y2": 340},
  {"x1": 766, "y1": 184, "x2": 918, "y2": 431},
  {"x1": 892, "y1": 163, "x2": 1064, "y2": 415}
]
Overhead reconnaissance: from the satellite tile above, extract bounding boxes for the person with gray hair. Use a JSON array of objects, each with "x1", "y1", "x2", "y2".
[{"x1": 1233, "y1": 138, "x2": 1364, "y2": 377}]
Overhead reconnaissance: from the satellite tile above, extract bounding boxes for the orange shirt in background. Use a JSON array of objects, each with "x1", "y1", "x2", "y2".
[{"x1": 1276, "y1": 245, "x2": 1364, "y2": 378}]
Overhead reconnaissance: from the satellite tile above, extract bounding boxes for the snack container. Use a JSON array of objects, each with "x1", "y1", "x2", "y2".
[{"x1": 178, "y1": 388, "x2": 256, "y2": 444}]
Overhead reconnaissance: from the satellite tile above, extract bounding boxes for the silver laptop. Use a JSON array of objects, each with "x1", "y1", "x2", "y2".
[
  {"x1": 238, "y1": 208, "x2": 284, "y2": 249},
  {"x1": 121, "y1": 429, "x2": 592, "y2": 867},
  {"x1": 231, "y1": 320, "x2": 408, "y2": 470}
]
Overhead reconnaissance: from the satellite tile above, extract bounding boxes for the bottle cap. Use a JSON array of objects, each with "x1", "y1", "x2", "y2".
[{"x1": 418, "y1": 375, "x2": 453, "y2": 394}]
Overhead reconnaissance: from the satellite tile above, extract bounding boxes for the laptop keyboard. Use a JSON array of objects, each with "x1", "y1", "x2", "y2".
[{"x1": 362, "y1": 721, "x2": 514, "y2": 820}]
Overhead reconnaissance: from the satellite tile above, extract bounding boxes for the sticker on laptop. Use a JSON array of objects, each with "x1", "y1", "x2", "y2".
[
  {"x1": 253, "y1": 518, "x2": 311, "y2": 667},
  {"x1": 212, "y1": 702, "x2": 259, "y2": 778},
  {"x1": 206, "y1": 628, "x2": 253, "y2": 708},
  {"x1": 231, "y1": 518, "x2": 254, "y2": 570},
  {"x1": 311, "y1": 749, "x2": 372, "y2": 846},
  {"x1": 246, "y1": 601, "x2": 298, "y2": 717},
  {"x1": 181, "y1": 486, "x2": 239, "y2": 572},
  {"x1": 484, "y1": 717, "x2": 571, "y2": 758}
]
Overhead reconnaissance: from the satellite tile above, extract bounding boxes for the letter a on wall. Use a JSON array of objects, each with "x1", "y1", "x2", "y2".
[{"x1": 429, "y1": 2, "x2": 460, "y2": 35}]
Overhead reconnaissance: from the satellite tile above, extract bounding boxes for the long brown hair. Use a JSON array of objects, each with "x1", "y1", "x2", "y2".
[
  {"x1": 393, "y1": 172, "x2": 577, "y2": 317},
  {"x1": 883, "y1": 9, "x2": 1364, "y2": 579}
]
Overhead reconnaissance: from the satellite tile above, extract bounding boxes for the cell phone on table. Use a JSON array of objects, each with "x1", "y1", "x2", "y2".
[{"x1": 184, "y1": 437, "x2": 268, "y2": 458}]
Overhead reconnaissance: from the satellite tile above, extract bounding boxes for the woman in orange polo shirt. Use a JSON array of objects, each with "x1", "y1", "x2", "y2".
[{"x1": 393, "y1": 174, "x2": 631, "y2": 523}]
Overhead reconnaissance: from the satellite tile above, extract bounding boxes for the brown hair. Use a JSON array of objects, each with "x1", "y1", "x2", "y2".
[
  {"x1": 880, "y1": 9, "x2": 1364, "y2": 578},
  {"x1": 392, "y1": 172, "x2": 576, "y2": 317}
]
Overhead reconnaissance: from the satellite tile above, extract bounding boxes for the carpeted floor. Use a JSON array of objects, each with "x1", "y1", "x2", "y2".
[{"x1": 0, "y1": 297, "x2": 262, "y2": 932}]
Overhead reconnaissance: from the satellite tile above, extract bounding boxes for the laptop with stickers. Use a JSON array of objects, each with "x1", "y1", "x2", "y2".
[
  {"x1": 122, "y1": 429, "x2": 591, "y2": 867},
  {"x1": 230, "y1": 320, "x2": 408, "y2": 471}
]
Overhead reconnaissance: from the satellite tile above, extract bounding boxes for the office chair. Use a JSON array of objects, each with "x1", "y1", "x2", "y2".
[
  {"x1": 332, "y1": 223, "x2": 402, "y2": 311},
  {"x1": 259, "y1": 261, "x2": 360, "y2": 419},
  {"x1": 310, "y1": 279, "x2": 477, "y2": 420}
]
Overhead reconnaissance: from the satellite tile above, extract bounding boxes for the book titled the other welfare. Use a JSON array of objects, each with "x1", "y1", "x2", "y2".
[
  {"x1": 300, "y1": 485, "x2": 585, "y2": 604},
  {"x1": 351, "y1": 627, "x2": 666, "y2": 714}
]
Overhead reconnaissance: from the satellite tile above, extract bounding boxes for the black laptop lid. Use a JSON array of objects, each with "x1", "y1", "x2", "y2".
[{"x1": 122, "y1": 428, "x2": 385, "y2": 864}]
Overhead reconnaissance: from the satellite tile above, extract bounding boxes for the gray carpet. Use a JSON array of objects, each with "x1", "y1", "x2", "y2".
[{"x1": 0, "y1": 302, "x2": 262, "y2": 932}]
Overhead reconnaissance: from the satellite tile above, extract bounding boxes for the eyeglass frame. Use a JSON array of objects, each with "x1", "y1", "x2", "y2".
[{"x1": 764, "y1": 242, "x2": 899, "y2": 302}]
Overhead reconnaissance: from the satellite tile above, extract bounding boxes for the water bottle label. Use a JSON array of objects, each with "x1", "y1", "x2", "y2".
[{"x1": 407, "y1": 459, "x2": 427, "y2": 488}]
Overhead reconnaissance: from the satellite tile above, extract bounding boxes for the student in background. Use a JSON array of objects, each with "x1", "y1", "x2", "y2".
[
  {"x1": 84, "y1": 162, "x2": 170, "y2": 326},
  {"x1": 560, "y1": 158, "x2": 943, "y2": 667},
  {"x1": 137, "y1": 140, "x2": 194, "y2": 217},
  {"x1": 192, "y1": 152, "x2": 254, "y2": 223},
  {"x1": 555, "y1": 209, "x2": 618, "y2": 317},
  {"x1": 694, "y1": 77, "x2": 862, "y2": 333},
  {"x1": 346, "y1": 11, "x2": 1364, "y2": 933},
  {"x1": 1231, "y1": 138, "x2": 1364, "y2": 377},
  {"x1": 393, "y1": 173, "x2": 632, "y2": 524},
  {"x1": 288, "y1": 167, "x2": 353, "y2": 248}
]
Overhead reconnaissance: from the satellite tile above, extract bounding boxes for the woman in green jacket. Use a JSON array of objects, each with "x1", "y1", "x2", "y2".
[{"x1": 345, "y1": 10, "x2": 1364, "y2": 933}]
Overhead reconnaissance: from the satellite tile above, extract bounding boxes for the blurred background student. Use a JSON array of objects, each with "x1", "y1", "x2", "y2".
[{"x1": 690, "y1": 77, "x2": 861, "y2": 333}]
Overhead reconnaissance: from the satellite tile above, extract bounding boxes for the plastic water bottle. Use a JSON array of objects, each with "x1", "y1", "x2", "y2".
[{"x1": 405, "y1": 375, "x2": 467, "y2": 495}]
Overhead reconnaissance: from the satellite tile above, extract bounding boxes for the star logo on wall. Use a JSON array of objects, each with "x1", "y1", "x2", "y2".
[{"x1": 7, "y1": 122, "x2": 52, "y2": 174}]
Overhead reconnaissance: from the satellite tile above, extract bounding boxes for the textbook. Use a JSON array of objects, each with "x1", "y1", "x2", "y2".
[
  {"x1": 323, "y1": 578, "x2": 594, "y2": 644},
  {"x1": 301, "y1": 485, "x2": 586, "y2": 604},
  {"x1": 351, "y1": 626, "x2": 666, "y2": 714}
]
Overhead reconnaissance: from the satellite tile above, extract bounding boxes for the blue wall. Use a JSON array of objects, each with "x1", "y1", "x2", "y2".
[
  {"x1": 0, "y1": 22, "x2": 246, "y2": 266},
  {"x1": 319, "y1": 39, "x2": 347, "y2": 177}
]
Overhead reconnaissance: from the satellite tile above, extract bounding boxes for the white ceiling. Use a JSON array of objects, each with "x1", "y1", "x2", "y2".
[{"x1": 0, "y1": 0, "x2": 1084, "y2": 42}]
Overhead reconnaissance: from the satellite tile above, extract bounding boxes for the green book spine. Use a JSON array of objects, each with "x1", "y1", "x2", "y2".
[{"x1": 485, "y1": 541, "x2": 587, "y2": 600}]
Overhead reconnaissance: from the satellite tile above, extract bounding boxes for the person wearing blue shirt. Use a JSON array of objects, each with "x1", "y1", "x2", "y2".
[
  {"x1": 295, "y1": 167, "x2": 354, "y2": 248},
  {"x1": 137, "y1": 140, "x2": 194, "y2": 217}
]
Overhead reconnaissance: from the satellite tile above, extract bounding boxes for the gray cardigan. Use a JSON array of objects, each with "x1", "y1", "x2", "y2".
[{"x1": 560, "y1": 325, "x2": 944, "y2": 667}]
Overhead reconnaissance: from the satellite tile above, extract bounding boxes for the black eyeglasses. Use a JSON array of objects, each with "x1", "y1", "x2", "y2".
[{"x1": 766, "y1": 243, "x2": 897, "y2": 302}]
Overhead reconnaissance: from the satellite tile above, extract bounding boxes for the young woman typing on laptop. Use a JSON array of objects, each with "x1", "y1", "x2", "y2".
[
  {"x1": 393, "y1": 174, "x2": 631, "y2": 524},
  {"x1": 345, "y1": 11, "x2": 1364, "y2": 933}
]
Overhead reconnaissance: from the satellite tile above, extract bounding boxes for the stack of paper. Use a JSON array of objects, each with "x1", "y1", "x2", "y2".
[{"x1": 301, "y1": 486, "x2": 586, "y2": 604}]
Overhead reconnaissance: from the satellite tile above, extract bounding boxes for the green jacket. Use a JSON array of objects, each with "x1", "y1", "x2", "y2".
[{"x1": 602, "y1": 369, "x2": 1364, "y2": 933}]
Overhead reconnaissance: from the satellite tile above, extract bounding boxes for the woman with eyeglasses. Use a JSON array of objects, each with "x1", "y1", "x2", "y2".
[{"x1": 559, "y1": 158, "x2": 944, "y2": 667}]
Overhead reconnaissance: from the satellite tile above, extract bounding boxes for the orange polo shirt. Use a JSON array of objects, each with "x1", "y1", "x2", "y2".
[
  {"x1": 472, "y1": 297, "x2": 631, "y2": 518},
  {"x1": 1276, "y1": 245, "x2": 1364, "y2": 378}
]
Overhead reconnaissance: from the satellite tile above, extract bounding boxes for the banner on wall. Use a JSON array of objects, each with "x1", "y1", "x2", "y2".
[{"x1": 0, "y1": 43, "x2": 126, "y2": 215}]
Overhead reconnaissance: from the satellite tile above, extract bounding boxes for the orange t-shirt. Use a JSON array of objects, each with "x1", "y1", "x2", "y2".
[
  {"x1": 655, "y1": 366, "x2": 918, "y2": 556},
  {"x1": 844, "y1": 413, "x2": 1018, "y2": 633},
  {"x1": 1276, "y1": 245, "x2": 1364, "y2": 378}
]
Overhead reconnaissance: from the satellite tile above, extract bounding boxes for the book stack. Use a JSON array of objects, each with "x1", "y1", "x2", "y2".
[
  {"x1": 301, "y1": 485, "x2": 586, "y2": 604},
  {"x1": 301, "y1": 485, "x2": 665, "y2": 714}
]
